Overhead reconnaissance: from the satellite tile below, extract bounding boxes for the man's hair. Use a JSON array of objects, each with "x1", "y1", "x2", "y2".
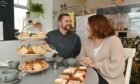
[{"x1": 58, "y1": 14, "x2": 70, "y2": 22}]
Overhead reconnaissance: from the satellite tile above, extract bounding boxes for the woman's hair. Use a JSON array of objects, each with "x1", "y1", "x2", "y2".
[{"x1": 88, "y1": 15, "x2": 115, "y2": 39}]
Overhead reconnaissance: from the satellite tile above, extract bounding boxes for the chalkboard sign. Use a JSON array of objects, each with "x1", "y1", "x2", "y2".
[{"x1": 0, "y1": 0, "x2": 14, "y2": 40}]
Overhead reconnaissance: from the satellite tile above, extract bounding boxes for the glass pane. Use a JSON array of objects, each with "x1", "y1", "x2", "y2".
[
  {"x1": 14, "y1": 0, "x2": 28, "y2": 6},
  {"x1": 14, "y1": 7, "x2": 27, "y2": 32},
  {"x1": 128, "y1": 12, "x2": 140, "y2": 30}
]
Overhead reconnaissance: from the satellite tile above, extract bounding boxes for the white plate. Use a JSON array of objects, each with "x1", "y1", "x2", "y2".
[
  {"x1": 19, "y1": 53, "x2": 44, "y2": 56},
  {"x1": 27, "y1": 65, "x2": 49, "y2": 73},
  {"x1": 18, "y1": 63, "x2": 49, "y2": 73},
  {"x1": 17, "y1": 37, "x2": 45, "y2": 40}
]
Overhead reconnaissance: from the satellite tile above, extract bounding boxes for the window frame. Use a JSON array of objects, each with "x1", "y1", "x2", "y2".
[{"x1": 14, "y1": 0, "x2": 28, "y2": 32}]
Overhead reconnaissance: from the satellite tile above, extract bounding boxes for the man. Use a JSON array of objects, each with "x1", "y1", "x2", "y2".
[{"x1": 45, "y1": 14, "x2": 81, "y2": 59}]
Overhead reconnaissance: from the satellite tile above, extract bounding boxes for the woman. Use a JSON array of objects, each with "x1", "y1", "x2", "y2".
[{"x1": 78, "y1": 15, "x2": 125, "y2": 84}]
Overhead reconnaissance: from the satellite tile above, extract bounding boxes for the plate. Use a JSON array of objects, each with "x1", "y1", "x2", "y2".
[
  {"x1": 19, "y1": 53, "x2": 44, "y2": 56},
  {"x1": 17, "y1": 37, "x2": 45, "y2": 40},
  {"x1": 18, "y1": 61, "x2": 49, "y2": 73},
  {"x1": 26, "y1": 64, "x2": 49, "y2": 73},
  {"x1": 2, "y1": 79, "x2": 21, "y2": 84}
]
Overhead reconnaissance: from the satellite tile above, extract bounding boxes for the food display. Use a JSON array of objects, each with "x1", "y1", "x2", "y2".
[
  {"x1": 19, "y1": 59, "x2": 49, "y2": 73},
  {"x1": 18, "y1": 32, "x2": 46, "y2": 39},
  {"x1": 17, "y1": 44, "x2": 53, "y2": 55},
  {"x1": 55, "y1": 66, "x2": 87, "y2": 84},
  {"x1": 17, "y1": 29, "x2": 51, "y2": 74}
]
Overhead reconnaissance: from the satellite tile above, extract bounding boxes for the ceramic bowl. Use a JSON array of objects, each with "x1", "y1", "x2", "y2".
[
  {"x1": 53, "y1": 56, "x2": 64, "y2": 64},
  {"x1": 66, "y1": 58, "x2": 77, "y2": 66},
  {"x1": 1, "y1": 69, "x2": 19, "y2": 83},
  {"x1": 8, "y1": 61, "x2": 19, "y2": 69}
]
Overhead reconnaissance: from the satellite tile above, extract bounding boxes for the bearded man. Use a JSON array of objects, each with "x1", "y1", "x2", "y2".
[{"x1": 45, "y1": 14, "x2": 81, "y2": 59}]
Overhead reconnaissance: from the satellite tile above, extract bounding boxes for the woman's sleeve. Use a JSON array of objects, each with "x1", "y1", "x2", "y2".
[{"x1": 94, "y1": 36, "x2": 125, "y2": 78}]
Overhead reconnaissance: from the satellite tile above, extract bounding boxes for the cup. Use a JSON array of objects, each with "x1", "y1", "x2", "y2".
[
  {"x1": 8, "y1": 61, "x2": 19, "y2": 69},
  {"x1": 65, "y1": 58, "x2": 77, "y2": 66},
  {"x1": 53, "y1": 56, "x2": 63, "y2": 65},
  {"x1": 0, "y1": 69, "x2": 19, "y2": 83}
]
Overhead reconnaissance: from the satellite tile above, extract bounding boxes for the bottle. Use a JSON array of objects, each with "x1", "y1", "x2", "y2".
[{"x1": 53, "y1": 62, "x2": 58, "y2": 70}]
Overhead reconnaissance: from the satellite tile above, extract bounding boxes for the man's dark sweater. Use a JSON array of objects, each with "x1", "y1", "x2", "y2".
[{"x1": 45, "y1": 30, "x2": 81, "y2": 59}]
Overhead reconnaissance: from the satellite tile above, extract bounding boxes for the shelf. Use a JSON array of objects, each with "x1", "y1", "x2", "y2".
[{"x1": 115, "y1": 30, "x2": 140, "y2": 32}]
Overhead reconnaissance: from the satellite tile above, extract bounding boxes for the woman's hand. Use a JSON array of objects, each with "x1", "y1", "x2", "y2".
[{"x1": 80, "y1": 57, "x2": 94, "y2": 68}]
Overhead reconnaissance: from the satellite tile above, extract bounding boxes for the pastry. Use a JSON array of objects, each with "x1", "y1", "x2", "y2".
[
  {"x1": 33, "y1": 62, "x2": 42, "y2": 71},
  {"x1": 63, "y1": 69, "x2": 75, "y2": 75},
  {"x1": 78, "y1": 66, "x2": 87, "y2": 71},
  {"x1": 20, "y1": 63, "x2": 26, "y2": 70},
  {"x1": 75, "y1": 70, "x2": 86, "y2": 76},
  {"x1": 67, "y1": 80, "x2": 82, "y2": 84},
  {"x1": 36, "y1": 32, "x2": 45, "y2": 38},
  {"x1": 54, "y1": 78, "x2": 67, "y2": 84},
  {"x1": 25, "y1": 61, "x2": 33, "y2": 71},
  {"x1": 59, "y1": 74, "x2": 70, "y2": 80},
  {"x1": 40, "y1": 60, "x2": 48, "y2": 68},
  {"x1": 31, "y1": 33, "x2": 38, "y2": 37},
  {"x1": 73, "y1": 73, "x2": 84, "y2": 81},
  {"x1": 18, "y1": 46, "x2": 28, "y2": 54},
  {"x1": 31, "y1": 45, "x2": 46, "y2": 54},
  {"x1": 19, "y1": 32, "x2": 30, "y2": 37},
  {"x1": 28, "y1": 46, "x2": 34, "y2": 54}
]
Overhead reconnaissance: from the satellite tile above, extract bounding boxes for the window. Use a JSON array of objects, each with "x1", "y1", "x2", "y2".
[{"x1": 14, "y1": 0, "x2": 28, "y2": 32}]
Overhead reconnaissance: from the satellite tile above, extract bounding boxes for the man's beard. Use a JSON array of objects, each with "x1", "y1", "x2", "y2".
[{"x1": 64, "y1": 25, "x2": 72, "y2": 32}]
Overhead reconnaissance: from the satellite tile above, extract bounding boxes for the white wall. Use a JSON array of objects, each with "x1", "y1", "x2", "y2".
[
  {"x1": 53, "y1": 0, "x2": 81, "y2": 29},
  {"x1": 33, "y1": 0, "x2": 53, "y2": 32},
  {"x1": 0, "y1": 41, "x2": 19, "y2": 61}
]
